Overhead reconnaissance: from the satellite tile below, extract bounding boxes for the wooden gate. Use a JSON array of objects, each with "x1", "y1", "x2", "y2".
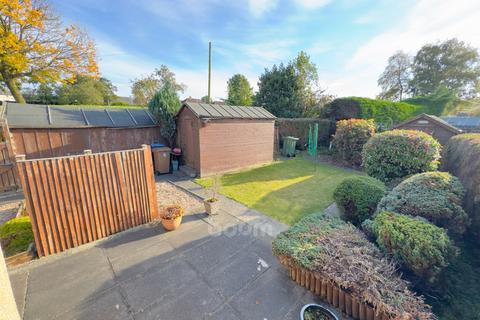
[
  {"x1": 16, "y1": 145, "x2": 158, "y2": 256},
  {"x1": 0, "y1": 119, "x2": 20, "y2": 192}
]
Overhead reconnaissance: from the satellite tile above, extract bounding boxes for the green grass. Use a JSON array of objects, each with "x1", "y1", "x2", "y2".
[
  {"x1": 0, "y1": 216, "x2": 34, "y2": 257},
  {"x1": 196, "y1": 158, "x2": 362, "y2": 225}
]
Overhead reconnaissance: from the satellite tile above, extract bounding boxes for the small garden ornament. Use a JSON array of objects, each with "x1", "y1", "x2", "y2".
[
  {"x1": 204, "y1": 175, "x2": 221, "y2": 215},
  {"x1": 160, "y1": 204, "x2": 184, "y2": 231}
]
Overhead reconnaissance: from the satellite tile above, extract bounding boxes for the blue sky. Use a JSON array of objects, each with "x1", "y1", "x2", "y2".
[{"x1": 51, "y1": 0, "x2": 480, "y2": 100}]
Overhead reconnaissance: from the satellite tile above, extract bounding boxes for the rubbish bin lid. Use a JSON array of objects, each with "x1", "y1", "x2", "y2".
[
  {"x1": 153, "y1": 147, "x2": 171, "y2": 152},
  {"x1": 284, "y1": 136, "x2": 299, "y2": 141},
  {"x1": 151, "y1": 143, "x2": 166, "y2": 148}
]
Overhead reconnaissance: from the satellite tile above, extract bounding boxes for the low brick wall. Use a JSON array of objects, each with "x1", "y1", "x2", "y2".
[{"x1": 275, "y1": 118, "x2": 334, "y2": 149}]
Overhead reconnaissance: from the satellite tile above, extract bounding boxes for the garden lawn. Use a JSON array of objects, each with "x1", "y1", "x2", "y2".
[{"x1": 196, "y1": 158, "x2": 362, "y2": 225}]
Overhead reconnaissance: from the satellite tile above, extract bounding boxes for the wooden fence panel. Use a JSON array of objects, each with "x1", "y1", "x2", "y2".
[
  {"x1": 0, "y1": 120, "x2": 20, "y2": 192},
  {"x1": 16, "y1": 145, "x2": 158, "y2": 256}
]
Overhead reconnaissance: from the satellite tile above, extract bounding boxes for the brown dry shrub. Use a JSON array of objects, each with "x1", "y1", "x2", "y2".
[
  {"x1": 272, "y1": 213, "x2": 433, "y2": 319},
  {"x1": 160, "y1": 204, "x2": 184, "y2": 220}
]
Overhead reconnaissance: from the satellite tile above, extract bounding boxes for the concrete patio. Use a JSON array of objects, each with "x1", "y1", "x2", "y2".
[{"x1": 8, "y1": 179, "x2": 341, "y2": 320}]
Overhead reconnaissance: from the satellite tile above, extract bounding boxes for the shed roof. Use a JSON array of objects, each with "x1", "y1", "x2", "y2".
[
  {"x1": 394, "y1": 113, "x2": 462, "y2": 134},
  {"x1": 180, "y1": 102, "x2": 276, "y2": 120},
  {"x1": 0, "y1": 102, "x2": 157, "y2": 128},
  {"x1": 441, "y1": 116, "x2": 480, "y2": 129}
]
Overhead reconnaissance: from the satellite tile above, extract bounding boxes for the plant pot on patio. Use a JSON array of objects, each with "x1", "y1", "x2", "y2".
[
  {"x1": 301, "y1": 304, "x2": 339, "y2": 320},
  {"x1": 204, "y1": 198, "x2": 220, "y2": 215},
  {"x1": 160, "y1": 205, "x2": 184, "y2": 231}
]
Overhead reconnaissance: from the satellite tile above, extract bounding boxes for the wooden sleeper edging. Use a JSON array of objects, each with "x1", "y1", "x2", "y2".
[{"x1": 279, "y1": 259, "x2": 389, "y2": 320}]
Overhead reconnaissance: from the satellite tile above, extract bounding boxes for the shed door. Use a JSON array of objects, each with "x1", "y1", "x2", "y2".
[{"x1": 178, "y1": 116, "x2": 198, "y2": 170}]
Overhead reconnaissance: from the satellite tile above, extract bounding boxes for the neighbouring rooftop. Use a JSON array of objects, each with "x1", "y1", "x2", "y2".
[
  {"x1": 0, "y1": 102, "x2": 157, "y2": 128},
  {"x1": 442, "y1": 116, "x2": 480, "y2": 132},
  {"x1": 180, "y1": 102, "x2": 276, "y2": 120}
]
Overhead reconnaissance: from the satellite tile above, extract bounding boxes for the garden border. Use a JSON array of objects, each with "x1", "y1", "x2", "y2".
[{"x1": 278, "y1": 256, "x2": 388, "y2": 320}]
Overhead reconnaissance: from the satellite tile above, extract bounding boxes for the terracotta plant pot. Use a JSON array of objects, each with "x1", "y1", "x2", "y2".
[
  {"x1": 161, "y1": 216, "x2": 183, "y2": 231},
  {"x1": 159, "y1": 205, "x2": 184, "y2": 231},
  {"x1": 204, "y1": 198, "x2": 220, "y2": 215}
]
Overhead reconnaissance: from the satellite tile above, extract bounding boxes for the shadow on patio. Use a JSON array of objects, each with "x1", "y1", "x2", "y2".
[{"x1": 9, "y1": 211, "x2": 329, "y2": 320}]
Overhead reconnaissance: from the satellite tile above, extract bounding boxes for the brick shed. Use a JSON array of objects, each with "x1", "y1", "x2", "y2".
[
  {"x1": 176, "y1": 102, "x2": 276, "y2": 176},
  {"x1": 394, "y1": 113, "x2": 462, "y2": 145}
]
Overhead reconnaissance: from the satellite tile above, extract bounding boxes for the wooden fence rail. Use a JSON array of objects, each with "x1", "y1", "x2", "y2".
[{"x1": 16, "y1": 145, "x2": 158, "y2": 257}]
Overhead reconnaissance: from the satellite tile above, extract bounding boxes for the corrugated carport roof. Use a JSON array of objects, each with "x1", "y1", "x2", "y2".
[
  {"x1": 3, "y1": 102, "x2": 157, "y2": 128},
  {"x1": 180, "y1": 102, "x2": 276, "y2": 120}
]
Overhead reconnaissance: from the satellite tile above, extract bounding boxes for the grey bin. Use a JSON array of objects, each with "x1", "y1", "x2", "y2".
[{"x1": 282, "y1": 136, "x2": 299, "y2": 157}]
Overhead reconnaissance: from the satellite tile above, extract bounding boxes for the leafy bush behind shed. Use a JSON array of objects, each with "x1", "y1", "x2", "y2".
[
  {"x1": 275, "y1": 118, "x2": 334, "y2": 149},
  {"x1": 362, "y1": 130, "x2": 441, "y2": 182},
  {"x1": 332, "y1": 119, "x2": 375, "y2": 166},
  {"x1": 322, "y1": 97, "x2": 425, "y2": 127}
]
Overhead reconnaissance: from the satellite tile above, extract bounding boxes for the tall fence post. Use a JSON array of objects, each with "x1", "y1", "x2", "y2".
[
  {"x1": 142, "y1": 144, "x2": 158, "y2": 220},
  {"x1": 15, "y1": 154, "x2": 46, "y2": 257}
]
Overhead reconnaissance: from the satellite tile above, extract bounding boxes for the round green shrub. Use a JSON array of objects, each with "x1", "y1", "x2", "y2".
[
  {"x1": 372, "y1": 211, "x2": 458, "y2": 283},
  {"x1": 0, "y1": 216, "x2": 33, "y2": 257},
  {"x1": 377, "y1": 172, "x2": 469, "y2": 235},
  {"x1": 362, "y1": 130, "x2": 441, "y2": 182},
  {"x1": 333, "y1": 176, "x2": 386, "y2": 225},
  {"x1": 332, "y1": 119, "x2": 376, "y2": 166}
]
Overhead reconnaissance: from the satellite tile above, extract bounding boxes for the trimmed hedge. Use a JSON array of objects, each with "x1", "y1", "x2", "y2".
[
  {"x1": 272, "y1": 213, "x2": 433, "y2": 318},
  {"x1": 276, "y1": 118, "x2": 334, "y2": 149},
  {"x1": 377, "y1": 172, "x2": 469, "y2": 235},
  {"x1": 334, "y1": 176, "x2": 386, "y2": 225},
  {"x1": 372, "y1": 211, "x2": 457, "y2": 283},
  {"x1": 0, "y1": 216, "x2": 33, "y2": 257},
  {"x1": 332, "y1": 119, "x2": 375, "y2": 166},
  {"x1": 322, "y1": 97, "x2": 425, "y2": 127},
  {"x1": 443, "y1": 134, "x2": 480, "y2": 239},
  {"x1": 362, "y1": 130, "x2": 441, "y2": 182}
]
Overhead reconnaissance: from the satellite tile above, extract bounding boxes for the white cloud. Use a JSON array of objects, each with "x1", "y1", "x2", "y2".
[
  {"x1": 294, "y1": 0, "x2": 331, "y2": 9},
  {"x1": 333, "y1": 0, "x2": 480, "y2": 98},
  {"x1": 96, "y1": 39, "x2": 257, "y2": 100},
  {"x1": 248, "y1": 0, "x2": 279, "y2": 17}
]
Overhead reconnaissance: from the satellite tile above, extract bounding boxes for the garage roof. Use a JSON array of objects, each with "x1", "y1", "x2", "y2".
[
  {"x1": 1, "y1": 102, "x2": 157, "y2": 128},
  {"x1": 181, "y1": 102, "x2": 276, "y2": 120},
  {"x1": 394, "y1": 113, "x2": 462, "y2": 134}
]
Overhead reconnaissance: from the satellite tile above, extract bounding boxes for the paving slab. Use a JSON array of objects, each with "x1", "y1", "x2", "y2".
[
  {"x1": 9, "y1": 270, "x2": 28, "y2": 318},
  {"x1": 229, "y1": 268, "x2": 305, "y2": 320},
  {"x1": 183, "y1": 233, "x2": 255, "y2": 275},
  {"x1": 207, "y1": 303, "x2": 242, "y2": 320},
  {"x1": 204, "y1": 249, "x2": 270, "y2": 299},
  {"x1": 107, "y1": 240, "x2": 177, "y2": 282},
  {"x1": 23, "y1": 248, "x2": 115, "y2": 319},
  {"x1": 134, "y1": 277, "x2": 223, "y2": 320},
  {"x1": 121, "y1": 258, "x2": 198, "y2": 313},
  {"x1": 57, "y1": 288, "x2": 133, "y2": 320}
]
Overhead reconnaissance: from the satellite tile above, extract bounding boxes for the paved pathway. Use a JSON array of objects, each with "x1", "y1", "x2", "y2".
[{"x1": 8, "y1": 178, "x2": 342, "y2": 320}]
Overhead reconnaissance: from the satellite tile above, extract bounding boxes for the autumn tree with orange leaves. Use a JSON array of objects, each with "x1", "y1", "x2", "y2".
[{"x1": 0, "y1": 0, "x2": 98, "y2": 102}]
